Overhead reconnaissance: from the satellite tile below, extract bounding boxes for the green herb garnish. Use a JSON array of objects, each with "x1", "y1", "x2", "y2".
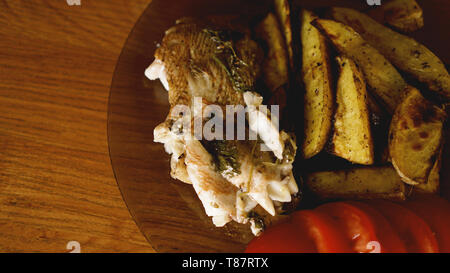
[
  {"x1": 203, "y1": 29, "x2": 252, "y2": 93},
  {"x1": 204, "y1": 140, "x2": 241, "y2": 177}
]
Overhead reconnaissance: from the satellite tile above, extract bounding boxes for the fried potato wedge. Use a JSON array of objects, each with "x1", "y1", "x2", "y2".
[
  {"x1": 414, "y1": 147, "x2": 442, "y2": 194},
  {"x1": 312, "y1": 18, "x2": 406, "y2": 114},
  {"x1": 300, "y1": 10, "x2": 334, "y2": 159},
  {"x1": 389, "y1": 86, "x2": 446, "y2": 185},
  {"x1": 306, "y1": 166, "x2": 406, "y2": 201},
  {"x1": 368, "y1": 0, "x2": 424, "y2": 33},
  {"x1": 331, "y1": 56, "x2": 374, "y2": 165},
  {"x1": 331, "y1": 7, "x2": 450, "y2": 101},
  {"x1": 255, "y1": 12, "x2": 289, "y2": 92},
  {"x1": 274, "y1": 0, "x2": 294, "y2": 70}
]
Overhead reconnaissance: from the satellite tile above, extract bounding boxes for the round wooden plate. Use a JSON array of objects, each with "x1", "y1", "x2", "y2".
[{"x1": 108, "y1": 0, "x2": 449, "y2": 253}]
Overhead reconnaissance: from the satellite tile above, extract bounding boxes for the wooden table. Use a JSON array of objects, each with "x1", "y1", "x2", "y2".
[
  {"x1": 0, "y1": 0, "x2": 155, "y2": 252},
  {"x1": 1, "y1": 0, "x2": 449, "y2": 253}
]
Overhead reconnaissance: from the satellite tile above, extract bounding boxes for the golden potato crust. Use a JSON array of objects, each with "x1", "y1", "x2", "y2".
[
  {"x1": 300, "y1": 10, "x2": 334, "y2": 159},
  {"x1": 312, "y1": 18, "x2": 407, "y2": 114},
  {"x1": 331, "y1": 56, "x2": 374, "y2": 165},
  {"x1": 389, "y1": 86, "x2": 446, "y2": 185}
]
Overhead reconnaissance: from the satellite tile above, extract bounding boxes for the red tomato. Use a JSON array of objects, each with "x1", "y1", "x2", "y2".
[
  {"x1": 315, "y1": 202, "x2": 381, "y2": 253},
  {"x1": 245, "y1": 197, "x2": 450, "y2": 253},
  {"x1": 345, "y1": 201, "x2": 406, "y2": 253},
  {"x1": 316, "y1": 201, "x2": 406, "y2": 253},
  {"x1": 399, "y1": 196, "x2": 450, "y2": 253},
  {"x1": 245, "y1": 218, "x2": 317, "y2": 253},
  {"x1": 366, "y1": 200, "x2": 439, "y2": 253},
  {"x1": 291, "y1": 210, "x2": 353, "y2": 253}
]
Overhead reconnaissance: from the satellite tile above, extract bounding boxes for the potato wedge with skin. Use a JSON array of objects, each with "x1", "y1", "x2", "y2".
[
  {"x1": 331, "y1": 7, "x2": 450, "y2": 101},
  {"x1": 312, "y1": 19, "x2": 407, "y2": 114},
  {"x1": 306, "y1": 166, "x2": 406, "y2": 201},
  {"x1": 255, "y1": 12, "x2": 289, "y2": 92},
  {"x1": 331, "y1": 56, "x2": 374, "y2": 165},
  {"x1": 300, "y1": 10, "x2": 334, "y2": 159},
  {"x1": 368, "y1": 0, "x2": 424, "y2": 33},
  {"x1": 389, "y1": 86, "x2": 446, "y2": 185},
  {"x1": 274, "y1": 0, "x2": 294, "y2": 70},
  {"x1": 414, "y1": 147, "x2": 442, "y2": 194}
]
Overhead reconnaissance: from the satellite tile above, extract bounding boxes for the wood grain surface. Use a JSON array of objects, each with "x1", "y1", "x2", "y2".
[
  {"x1": 1, "y1": 0, "x2": 449, "y2": 253},
  {"x1": 0, "y1": 0, "x2": 154, "y2": 252}
]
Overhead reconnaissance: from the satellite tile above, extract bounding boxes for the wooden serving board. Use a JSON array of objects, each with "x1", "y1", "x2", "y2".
[{"x1": 108, "y1": 0, "x2": 450, "y2": 253}]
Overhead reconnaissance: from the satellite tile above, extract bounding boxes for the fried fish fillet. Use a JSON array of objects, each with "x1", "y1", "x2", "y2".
[
  {"x1": 147, "y1": 18, "x2": 299, "y2": 235},
  {"x1": 146, "y1": 20, "x2": 260, "y2": 106}
]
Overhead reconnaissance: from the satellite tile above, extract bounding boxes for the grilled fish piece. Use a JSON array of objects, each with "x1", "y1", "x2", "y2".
[
  {"x1": 184, "y1": 137, "x2": 240, "y2": 227},
  {"x1": 146, "y1": 19, "x2": 261, "y2": 106},
  {"x1": 147, "y1": 18, "x2": 299, "y2": 235}
]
